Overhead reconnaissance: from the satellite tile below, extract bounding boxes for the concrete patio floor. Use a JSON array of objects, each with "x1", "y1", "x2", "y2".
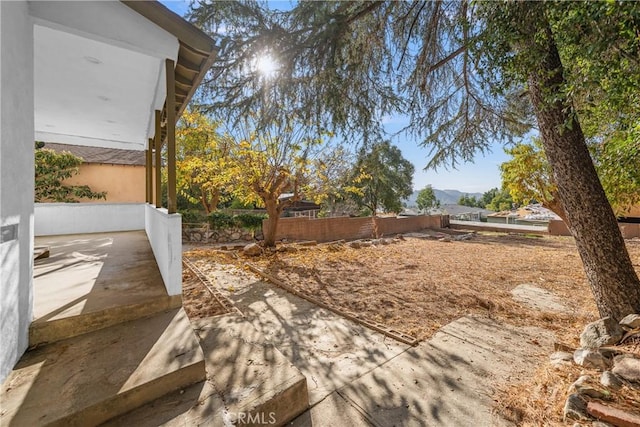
[{"x1": 31, "y1": 231, "x2": 180, "y2": 345}]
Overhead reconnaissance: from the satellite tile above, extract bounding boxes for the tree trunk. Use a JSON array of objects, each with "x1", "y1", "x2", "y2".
[
  {"x1": 526, "y1": 14, "x2": 640, "y2": 320},
  {"x1": 263, "y1": 198, "x2": 280, "y2": 247},
  {"x1": 200, "y1": 189, "x2": 220, "y2": 215}
]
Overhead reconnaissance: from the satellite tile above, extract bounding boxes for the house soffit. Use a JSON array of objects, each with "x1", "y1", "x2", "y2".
[{"x1": 31, "y1": 1, "x2": 217, "y2": 151}]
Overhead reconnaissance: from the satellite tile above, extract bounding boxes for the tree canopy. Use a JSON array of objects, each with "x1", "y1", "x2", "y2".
[
  {"x1": 348, "y1": 140, "x2": 414, "y2": 215},
  {"x1": 500, "y1": 135, "x2": 640, "y2": 222},
  {"x1": 227, "y1": 115, "x2": 325, "y2": 246},
  {"x1": 189, "y1": 1, "x2": 528, "y2": 167},
  {"x1": 305, "y1": 144, "x2": 358, "y2": 217},
  {"x1": 189, "y1": 1, "x2": 640, "y2": 319},
  {"x1": 416, "y1": 185, "x2": 439, "y2": 212},
  {"x1": 176, "y1": 109, "x2": 233, "y2": 214},
  {"x1": 500, "y1": 138, "x2": 565, "y2": 219}
]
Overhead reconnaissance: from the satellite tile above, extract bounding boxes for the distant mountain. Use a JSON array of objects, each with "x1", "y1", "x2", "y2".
[{"x1": 404, "y1": 188, "x2": 484, "y2": 207}]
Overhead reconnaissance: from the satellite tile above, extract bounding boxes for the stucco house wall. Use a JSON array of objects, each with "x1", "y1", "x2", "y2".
[
  {"x1": 43, "y1": 143, "x2": 150, "y2": 203},
  {"x1": 0, "y1": 0, "x2": 34, "y2": 384},
  {"x1": 64, "y1": 163, "x2": 147, "y2": 203}
]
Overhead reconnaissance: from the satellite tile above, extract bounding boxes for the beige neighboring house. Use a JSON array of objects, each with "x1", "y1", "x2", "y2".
[{"x1": 44, "y1": 143, "x2": 149, "y2": 203}]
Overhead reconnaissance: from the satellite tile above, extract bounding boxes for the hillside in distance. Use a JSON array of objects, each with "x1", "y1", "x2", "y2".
[{"x1": 405, "y1": 189, "x2": 484, "y2": 207}]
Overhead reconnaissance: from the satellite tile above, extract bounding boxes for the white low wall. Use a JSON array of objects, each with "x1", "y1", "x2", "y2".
[
  {"x1": 34, "y1": 203, "x2": 145, "y2": 236},
  {"x1": 145, "y1": 204, "x2": 182, "y2": 295}
]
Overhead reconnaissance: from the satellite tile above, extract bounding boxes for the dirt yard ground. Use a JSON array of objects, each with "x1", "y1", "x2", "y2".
[
  {"x1": 185, "y1": 232, "x2": 640, "y2": 346},
  {"x1": 182, "y1": 263, "x2": 229, "y2": 319}
]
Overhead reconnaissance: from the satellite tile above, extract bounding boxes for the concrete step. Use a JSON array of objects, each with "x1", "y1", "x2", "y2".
[
  {"x1": 32, "y1": 231, "x2": 180, "y2": 348},
  {"x1": 1, "y1": 308, "x2": 205, "y2": 427},
  {"x1": 29, "y1": 294, "x2": 181, "y2": 348},
  {"x1": 103, "y1": 313, "x2": 309, "y2": 426}
]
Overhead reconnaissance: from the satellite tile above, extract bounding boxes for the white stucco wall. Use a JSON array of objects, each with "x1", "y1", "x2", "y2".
[
  {"x1": 145, "y1": 204, "x2": 182, "y2": 295},
  {"x1": 34, "y1": 203, "x2": 145, "y2": 236},
  {"x1": 0, "y1": 1, "x2": 34, "y2": 385}
]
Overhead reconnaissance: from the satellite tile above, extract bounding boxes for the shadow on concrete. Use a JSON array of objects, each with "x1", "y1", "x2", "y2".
[
  {"x1": 2, "y1": 308, "x2": 204, "y2": 426},
  {"x1": 32, "y1": 232, "x2": 170, "y2": 322},
  {"x1": 105, "y1": 252, "x2": 553, "y2": 426},
  {"x1": 224, "y1": 270, "x2": 553, "y2": 426},
  {"x1": 222, "y1": 277, "x2": 498, "y2": 426}
]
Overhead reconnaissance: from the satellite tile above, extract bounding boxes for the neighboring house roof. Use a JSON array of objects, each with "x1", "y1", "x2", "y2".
[
  {"x1": 399, "y1": 208, "x2": 421, "y2": 216},
  {"x1": 487, "y1": 204, "x2": 561, "y2": 221},
  {"x1": 436, "y1": 204, "x2": 494, "y2": 217},
  {"x1": 44, "y1": 143, "x2": 145, "y2": 166}
]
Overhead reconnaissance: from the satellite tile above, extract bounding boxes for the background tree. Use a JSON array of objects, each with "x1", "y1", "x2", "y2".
[
  {"x1": 480, "y1": 188, "x2": 500, "y2": 209},
  {"x1": 596, "y1": 135, "x2": 640, "y2": 217},
  {"x1": 176, "y1": 110, "x2": 233, "y2": 214},
  {"x1": 416, "y1": 185, "x2": 439, "y2": 212},
  {"x1": 457, "y1": 194, "x2": 480, "y2": 208},
  {"x1": 305, "y1": 144, "x2": 358, "y2": 217},
  {"x1": 485, "y1": 189, "x2": 514, "y2": 213},
  {"x1": 500, "y1": 135, "x2": 640, "y2": 222},
  {"x1": 500, "y1": 138, "x2": 566, "y2": 221},
  {"x1": 35, "y1": 143, "x2": 106, "y2": 203},
  {"x1": 348, "y1": 140, "x2": 414, "y2": 215},
  {"x1": 190, "y1": 1, "x2": 640, "y2": 319},
  {"x1": 228, "y1": 116, "x2": 323, "y2": 247}
]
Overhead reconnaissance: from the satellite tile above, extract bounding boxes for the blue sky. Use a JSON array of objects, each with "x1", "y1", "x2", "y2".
[{"x1": 162, "y1": 0, "x2": 508, "y2": 193}]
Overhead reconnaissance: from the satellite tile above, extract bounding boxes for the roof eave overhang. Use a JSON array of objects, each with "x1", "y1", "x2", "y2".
[{"x1": 121, "y1": 1, "x2": 217, "y2": 130}]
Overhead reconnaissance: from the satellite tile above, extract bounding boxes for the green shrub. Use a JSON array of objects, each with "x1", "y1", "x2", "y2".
[
  {"x1": 229, "y1": 198, "x2": 255, "y2": 209},
  {"x1": 180, "y1": 209, "x2": 207, "y2": 224},
  {"x1": 207, "y1": 211, "x2": 236, "y2": 229},
  {"x1": 234, "y1": 213, "x2": 267, "y2": 231}
]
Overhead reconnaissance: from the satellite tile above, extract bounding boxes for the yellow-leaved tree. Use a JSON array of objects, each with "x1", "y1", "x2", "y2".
[
  {"x1": 228, "y1": 116, "x2": 324, "y2": 247},
  {"x1": 501, "y1": 135, "x2": 640, "y2": 224},
  {"x1": 500, "y1": 138, "x2": 568, "y2": 223},
  {"x1": 176, "y1": 109, "x2": 233, "y2": 214}
]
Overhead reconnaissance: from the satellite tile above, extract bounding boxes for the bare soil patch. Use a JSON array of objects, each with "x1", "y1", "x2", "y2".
[
  {"x1": 186, "y1": 233, "x2": 640, "y2": 346},
  {"x1": 181, "y1": 262, "x2": 230, "y2": 320}
]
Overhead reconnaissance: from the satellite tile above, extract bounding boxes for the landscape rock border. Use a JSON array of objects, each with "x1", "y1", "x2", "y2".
[{"x1": 559, "y1": 314, "x2": 640, "y2": 423}]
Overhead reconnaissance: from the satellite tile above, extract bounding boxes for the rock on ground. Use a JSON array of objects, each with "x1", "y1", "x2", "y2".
[
  {"x1": 564, "y1": 393, "x2": 589, "y2": 421},
  {"x1": 569, "y1": 375, "x2": 607, "y2": 399},
  {"x1": 243, "y1": 243, "x2": 262, "y2": 256},
  {"x1": 574, "y1": 348, "x2": 610, "y2": 370},
  {"x1": 620, "y1": 313, "x2": 640, "y2": 330},
  {"x1": 551, "y1": 351, "x2": 573, "y2": 362},
  {"x1": 612, "y1": 355, "x2": 640, "y2": 384},
  {"x1": 550, "y1": 351, "x2": 574, "y2": 368},
  {"x1": 580, "y1": 317, "x2": 624, "y2": 349},
  {"x1": 600, "y1": 371, "x2": 624, "y2": 391}
]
